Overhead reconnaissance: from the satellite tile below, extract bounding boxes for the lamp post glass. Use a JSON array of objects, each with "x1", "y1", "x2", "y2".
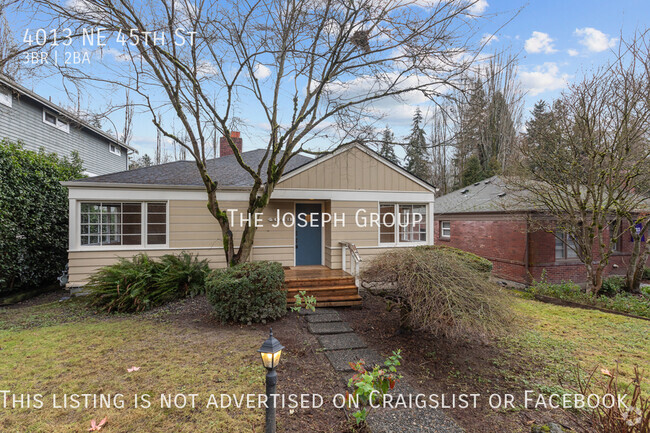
[{"x1": 258, "y1": 328, "x2": 284, "y2": 369}]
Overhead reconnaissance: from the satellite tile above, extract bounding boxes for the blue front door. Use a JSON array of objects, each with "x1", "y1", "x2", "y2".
[{"x1": 295, "y1": 203, "x2": 322, "y2": 266}]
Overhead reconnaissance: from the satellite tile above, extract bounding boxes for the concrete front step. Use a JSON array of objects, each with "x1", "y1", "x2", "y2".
[{"x1": 308, "y1": 321, "x2": 353, "y2": 334}]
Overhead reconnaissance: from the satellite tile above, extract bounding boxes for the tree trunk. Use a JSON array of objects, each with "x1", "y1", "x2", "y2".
[{"x1": 626, "y1": 222, "x2": 649, "y2": 293}]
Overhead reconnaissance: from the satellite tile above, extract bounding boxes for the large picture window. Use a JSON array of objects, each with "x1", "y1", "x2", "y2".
[
  {"x1": 80, "y1": 202, "x2": 166, "y2": 247},
  {"x1": 379, "y1": 203, "x2": 427, "y2": 244}
]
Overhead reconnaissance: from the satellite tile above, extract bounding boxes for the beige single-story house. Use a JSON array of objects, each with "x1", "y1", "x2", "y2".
[{"x1": 63, "y1": 143, "x2": 436, "y2": 301}]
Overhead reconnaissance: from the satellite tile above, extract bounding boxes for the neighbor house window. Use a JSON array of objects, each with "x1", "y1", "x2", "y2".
[
  {"x1": 555, "y1": 230, "x2": 578, "y2": 260},
  {"x1": 610, "y1": 221, "x2": 623, "y2": 252},
  {"x1": 379, "y1": 203, "x2": 427, "y2": 244},
  {"x1": 80, "y1": 202, "x2": 166, "y2": 247},
  {"x1": 440, "y1": 221, "x2": 451, "y2": 238},
  {"x1": 0, "y1": 90, "x2": 12, "y2": 107},
  {"x1": 42, "y1": 109, "x2": 70, "y2": 133},
  {"x1": 109, "y1": 143, "x2": 122, "y2": 156}
]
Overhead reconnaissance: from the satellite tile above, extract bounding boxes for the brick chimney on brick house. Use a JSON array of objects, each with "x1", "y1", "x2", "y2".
[{"x1": 219, "y1": 131, "x2": 243, "y2": 157}]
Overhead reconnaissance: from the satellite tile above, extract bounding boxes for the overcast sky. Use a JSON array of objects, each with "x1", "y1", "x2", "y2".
[{"x1": 7, "y1": 0, "x2": 650, "y2": 160}]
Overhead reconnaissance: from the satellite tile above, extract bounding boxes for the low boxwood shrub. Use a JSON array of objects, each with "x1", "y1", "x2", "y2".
[
  {"x1": 206, "y1": 261, "x2": 286, "y2": 324},
  {"x1": 87, "y1": 252, "x2": 210, "y2": 313},
  {"x1": 360, "y1": 246, "x2": 508, "y2": 340}
]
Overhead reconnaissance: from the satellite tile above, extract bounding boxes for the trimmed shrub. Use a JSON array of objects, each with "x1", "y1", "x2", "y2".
[
  {"x1": 0, "y1": 141, "x2": 84, "y2": 293},
  {"x1": 206, "y1": 261, "x2": 286, "y2": 324},
  {"x1": 87, "y1": 252, "x2": 210, "y2": 313},
  {"x1": 360, "y1": 246, "x2": 509, "y2": 340}
]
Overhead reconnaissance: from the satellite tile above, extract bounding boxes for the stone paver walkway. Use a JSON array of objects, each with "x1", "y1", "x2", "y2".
[{"x1": 300, "y1": 308, "x2": 464, "y2": 433}]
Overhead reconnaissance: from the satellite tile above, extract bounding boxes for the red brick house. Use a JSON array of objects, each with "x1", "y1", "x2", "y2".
[{"x1": 433, "y1": 176, "x2": 649, "y2": 285}]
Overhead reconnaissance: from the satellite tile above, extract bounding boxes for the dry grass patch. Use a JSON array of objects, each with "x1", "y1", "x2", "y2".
[{"x1": 0, "y1": 300, "x2": 266, "y2": 432}]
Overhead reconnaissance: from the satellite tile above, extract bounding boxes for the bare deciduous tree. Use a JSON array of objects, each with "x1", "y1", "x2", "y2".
[
  {"x1": 511, "y1": 32, "x2": 650, "y2": 294},
  {"x1": 31, "y1": 0, "x2": 485, "y2": 265}
]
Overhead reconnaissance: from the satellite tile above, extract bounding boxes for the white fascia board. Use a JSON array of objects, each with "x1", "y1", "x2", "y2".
[{"x1": 66, "y1": 184, "x2": 434, "y2": 203}]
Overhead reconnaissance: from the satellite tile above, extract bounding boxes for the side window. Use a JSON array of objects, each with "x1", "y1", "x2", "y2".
[
  {"x1": 0, "y1": 90, "x2": 12, "y2": 107},
  {"x1": 440, "y1": 221, "x2": 451, "y2": 238}
]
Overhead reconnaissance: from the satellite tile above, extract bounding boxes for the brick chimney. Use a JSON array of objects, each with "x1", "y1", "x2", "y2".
[{"x1": 219, "y1": 131, "x2": 243, "y2": 157}]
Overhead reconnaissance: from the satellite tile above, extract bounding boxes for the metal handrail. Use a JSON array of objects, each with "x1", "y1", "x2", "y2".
[{"x1": 339, "y1": 241, "x2": 362, "y2": 286}]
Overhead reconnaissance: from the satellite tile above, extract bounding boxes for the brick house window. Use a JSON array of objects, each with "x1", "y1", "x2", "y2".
[
  {"x1": 379, "y1": 203, "x2": 427, "y2": 245},
  {"x1": 610, "y1": 221, "x2": 622, "y2": 252},
  {"x1": 555, "y1": 230, "x2": 578, "y2": 260},
  {"x1": 440, "y1": 221, "x2": 451, "y2": 238}
]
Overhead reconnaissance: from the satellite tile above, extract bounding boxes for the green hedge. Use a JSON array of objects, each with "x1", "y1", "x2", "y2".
[
  {"x1": 206, "y1": 261, "x2": 286, "y2": 324},
  {"x1": 87, "y1": 252, "x2": 211, "y2": 313},
  {"x1": 0, "y1": 140, "x2": 84, "y2": 293},
  {"x1": 528, "y1": 279, "x2": 650, "y2": 319}
]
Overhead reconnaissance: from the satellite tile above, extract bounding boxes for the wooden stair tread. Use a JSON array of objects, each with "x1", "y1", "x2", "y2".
[{"x1": 287, "y1": 285, "x2": 358, "y2": 293}]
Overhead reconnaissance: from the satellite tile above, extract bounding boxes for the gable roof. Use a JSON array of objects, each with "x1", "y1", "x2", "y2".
[
  {"x1": 69, "y1": 149, "x2": 313, "y2": 188},
  {"x1": 0, "y1": 74, "x2": 134, "y2": 152},
  {"x1": 435, "y1": 176, "x2": 534, "y2": 214},
  {"x1": 280, "y1": 143, "x2": 437, "y2": 193}
]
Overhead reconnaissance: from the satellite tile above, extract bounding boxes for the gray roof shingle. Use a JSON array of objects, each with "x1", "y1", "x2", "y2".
[
  {"x1": 435, "y1": 176, "x2": 534, "y2": 214},
  {"x1": 73, "y1": 149, "x2": 313, "y2": 187}
]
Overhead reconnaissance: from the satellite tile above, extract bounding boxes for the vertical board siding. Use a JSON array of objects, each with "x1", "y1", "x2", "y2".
[
  {"x1": 0, "y1": 90, "x2": 127, "y2": 175},
  {"x1": 277, "y1": 147, "x2": 430, "y2": 192}
]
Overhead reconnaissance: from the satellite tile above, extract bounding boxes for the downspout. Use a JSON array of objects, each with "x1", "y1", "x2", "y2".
[{"x1": 524, "y1": 214, "x2": 530, "y2": 285}]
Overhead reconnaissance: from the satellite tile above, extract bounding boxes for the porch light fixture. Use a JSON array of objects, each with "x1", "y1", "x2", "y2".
[{"x1": 258, "y1": 328, "x2": 284, "y2": 433}]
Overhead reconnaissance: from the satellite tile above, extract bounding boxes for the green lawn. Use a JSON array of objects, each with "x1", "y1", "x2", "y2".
[
  {"x1": 0, "y1": 298, "x2": 266, "y2": 433},
  {"x1": 502, "y1": 295, "x2": 650, "y2": 393}
]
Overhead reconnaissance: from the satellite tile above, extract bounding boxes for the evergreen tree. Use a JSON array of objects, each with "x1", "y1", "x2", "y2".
[
  {"x1": 378, "y1": 126, "x2": 399, "y2": 165},
  {"x1": 404, "y1": 108, "x2": 431, "y2": 181},
  {"x1": 460, "y1": 155, "x2": 485, "y2": 187}
]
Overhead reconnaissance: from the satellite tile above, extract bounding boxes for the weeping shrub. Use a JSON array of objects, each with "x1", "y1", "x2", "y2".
[
  {"x1": 87, "y1": 252, "x2": 210, "y2": 313},
  {"x1": 206, "y1": 261, "x2": 286, "y2": 324},
  {"x1": 360, "y1": 245, "x2": 509, "y2": 340}
]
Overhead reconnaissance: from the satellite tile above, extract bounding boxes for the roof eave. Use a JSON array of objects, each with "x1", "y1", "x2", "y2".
[{"x1": 0, "y1": 75, "x2": 136, "y2": 152}]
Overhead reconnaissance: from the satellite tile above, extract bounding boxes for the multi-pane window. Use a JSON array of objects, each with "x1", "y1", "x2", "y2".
[
  {"x1": 109, "y1": 144, "x2": 122, "y2": 156},
  {"x1": 398, "y1": 204, "x2": 427, "y2": 242},
  {"x1": 555, "y1": 230, "x2": 578, "y2": 260},
  {"x1": 379, "y1": 203, "x2": 427, "y2": 244},
  {"x1": 440, "y1": 221, "x2": 451, "y2": 238},
  {"x1": 42, "y1": 109, "x2": 70, "y2": 133},
  {"x1": 379, "y1": 204, "x2": 396, "y2": 243},
  {"x1": 80, "y1": 202, "x2": 166, "y2": 247}
]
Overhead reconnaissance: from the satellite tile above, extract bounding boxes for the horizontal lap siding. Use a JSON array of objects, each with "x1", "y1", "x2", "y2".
[
  {"x1": 0, "y1": 92, "x2": 127, "y2": 174},
  {"x1": 68, "y1": 199, "x2": 296, "y2": 286}
]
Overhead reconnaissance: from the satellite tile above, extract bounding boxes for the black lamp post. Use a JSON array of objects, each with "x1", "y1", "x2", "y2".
[{"x1": 258, "y1": 328, "x2": 284, "y2": 433}]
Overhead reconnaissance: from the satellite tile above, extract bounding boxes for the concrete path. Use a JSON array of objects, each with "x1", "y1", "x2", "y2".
[{"x1": 300, "y1": 308, "x2": 464, "y2": 433}]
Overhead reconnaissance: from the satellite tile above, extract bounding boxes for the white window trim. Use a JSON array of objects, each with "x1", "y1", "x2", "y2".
[
  {"x1": 42, "y1": 109, "x2": 70, "y2": 133},
  {"x1": 440, "y1": 221, "x2": 451, "y2": 238},
  {"x1": 109, "y1": 143, "x2": 122, "y2": 156},
  {"x1": 0, "y1": 90, "x2": 12, "y2": 107},
  {"x1": 76, "y1": 201, "x2": 169, "y2": 251},
  {"x1": 377, "y1": 202, "x2": 429, "y2": 247}
]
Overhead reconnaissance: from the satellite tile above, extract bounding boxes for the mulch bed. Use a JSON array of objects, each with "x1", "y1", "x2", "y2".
[{"x1": 340, "y1": 294, "x2": 586, "y2": 433}]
